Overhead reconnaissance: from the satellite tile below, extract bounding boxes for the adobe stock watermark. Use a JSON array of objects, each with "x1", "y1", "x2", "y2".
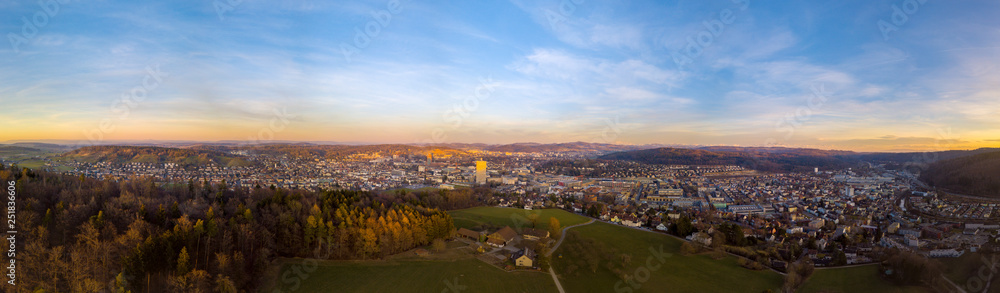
[
  {"x1": 440, "y1": 277, "x2": 467, "y2": 293},
  {"x1": 591, "y1": 115, "x2": 623, "y2": 144},
  {"x1": 7, "y1": 0, "x2": 74, "y2": 54},
  {"x1": 765, "y1": 83, "x2": 830, "y2": 146},
  {"x1": 544, "y1": 0, "x2": 584, "y2": 30},
  {"x1": 510, "y1": 208, "x2": 543, "y2": 234},
  {"x1": 214, "y1": 0, "x2": 245, "y2": 21},
  {"x1": 929, "y1": 253, "x2": 998, "y2": 293},
  {"x1": 671, "y1": 0, "x2": 750, "y2": 70},
  {"x1": 80, "y1": 64, "x2": 169, "y2": 146},
  {"x1": 613, "y1": 245, "x2": 672, "y2": 293},
  {"x1": 900, "y1": 125, "x2": 956, "y2": 172},
  {"x1": 244, "y1": 107, "x2": 296, "y2": 145},
  {"x1": 877, "y1": 0, "x2": 928, "y2": 41},
  {"x1": 959, "y1": 254, "x2": 998, "y2": 293},
  {"x1": 271, "y1": 239, "x2": 334, "y2": 292},
  {"x1": 417, "y1": 76, "x2": 497, "y2": 144},
  {"x1": 340, "y1": 0, "x2": 409, "y2": 63}
]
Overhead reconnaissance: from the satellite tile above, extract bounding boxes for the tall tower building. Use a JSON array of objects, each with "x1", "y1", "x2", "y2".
[{"x1": 475, "y1": 160, "x2": 487, "y2": 184}]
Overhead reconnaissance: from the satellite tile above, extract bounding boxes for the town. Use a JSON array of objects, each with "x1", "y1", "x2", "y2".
[{"x1": 20, "y1": 146, "x2": 999, "y2": 274}]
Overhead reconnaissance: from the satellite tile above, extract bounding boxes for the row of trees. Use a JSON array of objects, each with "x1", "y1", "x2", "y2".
[{"x1": 4, "y1": 163, "x2": 459, "y2": 292}]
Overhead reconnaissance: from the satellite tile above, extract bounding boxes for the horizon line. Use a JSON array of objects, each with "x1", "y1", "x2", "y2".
[{"x1": 2, "y1": 139, "x2": 996, "y2": 154}]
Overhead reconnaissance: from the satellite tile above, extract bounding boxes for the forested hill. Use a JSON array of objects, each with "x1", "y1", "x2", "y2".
[
  {"x1": 1, "y1": 163, "x2": 486, "y2": 292},
  {"x1": 857, "y1": 147, "x2": 1000, "y2": 166},
  {"x1": 597, "y1": 147, "x2": 859, "y2": 173},
  {"x1": 59, "y1": 145, "x2": 254, "y2": 167},
  {"x1": 598, "y1": 146, "x2": 1000, "y2": 173},
  {"x1": 480, "y1": 142, "x2": 654, "y2": 153},
  {"x1": 919, "y1": 150, "x2": 1000, "y2": 198},
  {"x1": 56, "y1": 144, "x2": 471, "y2": 164},
  {"x1": 243, "y1": 144, "x2": 468, "y2": 159}
]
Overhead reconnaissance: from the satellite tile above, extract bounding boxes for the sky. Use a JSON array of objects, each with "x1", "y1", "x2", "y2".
[{"x1": 2, "y1": 0, "x2": 999, "y2": 152}]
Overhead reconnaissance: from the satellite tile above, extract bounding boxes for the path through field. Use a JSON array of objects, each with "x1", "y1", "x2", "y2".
[{"x1": 546, "y1": 219, "x2": 595, "y2": 293}]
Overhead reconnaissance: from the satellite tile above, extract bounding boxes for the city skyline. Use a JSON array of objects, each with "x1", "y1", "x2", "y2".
[{"x1": 4, "y1": 0, "x2": 1000, "y2": 152}]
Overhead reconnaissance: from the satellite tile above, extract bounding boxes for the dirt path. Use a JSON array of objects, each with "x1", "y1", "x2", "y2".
[
  {"x1": 547, "y1": 219, "x2": 595, "y2": 257},
  {"x1": 546, "y1": 219, "x2": 595, "y2": 293}
]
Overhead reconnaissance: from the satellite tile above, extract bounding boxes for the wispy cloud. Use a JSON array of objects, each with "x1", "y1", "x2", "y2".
[{"x1": 2, "y1": 0, "x2": 999, "y2": 150}]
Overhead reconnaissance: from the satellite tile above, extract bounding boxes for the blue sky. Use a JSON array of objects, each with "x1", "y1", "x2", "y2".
[{"x1": 2, "y1": 0, "x2": 999, "y2": 151}]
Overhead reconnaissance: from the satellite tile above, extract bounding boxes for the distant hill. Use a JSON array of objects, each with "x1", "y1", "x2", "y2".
[
  {"x1": 598, "y1": 147, "x2": 860, "y2": 172},
  {"x1": 0, "y1": 146, "x2": 47, "y2": 155},
  {"x1": 435, "y1": 141, "x2": 660, "y2": 154},
  {"x1": 919, "y1": 150, "x2": 1000, "y2": 198},
  {"x1": 0, "y1": 142, "x2": 76, "y2": 157},
  {"x1": 244, "y1": 144, "x2": 469, "y2": 159},
  {"x1": 697, "y1": 146, "x2": 857, "y2": 156},
  {"x1": 599, "y1": 146, "x2": 1000, "y2": 173},
  {"x1": 857, "y1": 147, "x2": 998, "y2": 162},
  {"x1": 23, "y1": 141, "x2": 1000, "y2": 176},
  {"x1": 0, "y1": 145, "x2": 69, "y2": 160},
  {"x1": 492, "y1": 142, "x2": 653, "y2": 153},
  {"x1": 8, "y1": 142, "x2": 76, "y2": 152},
  {"x1": 59, "y1": 146, "x2": 254, "y2": 167}
]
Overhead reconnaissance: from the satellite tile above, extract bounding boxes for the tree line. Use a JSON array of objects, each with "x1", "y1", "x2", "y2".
[{"x1": 2, "y1": 163, "x2": 462, "y2": 292}]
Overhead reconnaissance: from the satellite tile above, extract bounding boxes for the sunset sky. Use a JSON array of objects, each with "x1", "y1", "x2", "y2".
[{"x1": 2, "y1": 0, "x2": 999, "y2": 151}]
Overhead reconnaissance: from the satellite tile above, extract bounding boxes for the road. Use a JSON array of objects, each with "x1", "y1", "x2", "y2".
[
  {"x1": 547, "y1": 219, "x2": 595, "y2": 257},
  {"x1": 546, "y1": 218, "x2": 595, "y2": 293},
  {"x1": 548, "y1": 267, "x2": 565, "y2": 293}
]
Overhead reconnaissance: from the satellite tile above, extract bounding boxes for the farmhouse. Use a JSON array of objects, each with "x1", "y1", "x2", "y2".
[
  {"x1": 512, "y1": 247, "x2": 536, "y2": 267},
  {"x1": 487, "y1": 226, "x2": 518, "y2": 247},
  {"x1": 457, "y1": 228, "x2": 482, "y2": 241}
]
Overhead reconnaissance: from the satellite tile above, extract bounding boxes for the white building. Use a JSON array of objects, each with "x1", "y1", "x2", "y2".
[{"x1": 929, "y1": 249, "x2": 963, "y2": 258}]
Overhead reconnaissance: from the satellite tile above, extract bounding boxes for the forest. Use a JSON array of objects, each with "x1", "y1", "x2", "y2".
[
  {"x1": 599, "y1": 146, "x2": 1000, "y2": 174},
  {"x1": 598, "y1": 147, "x2": 857, "y2": 172},
  {"x1": 242, "y1": 144, "x2": 468, "y2": 160},
  {"x1": 920, "y1": 150, "x2": 1000, "y2": 198},
  {"x1": 0, "y1": 162, "x2": 483, "y2": 292}
]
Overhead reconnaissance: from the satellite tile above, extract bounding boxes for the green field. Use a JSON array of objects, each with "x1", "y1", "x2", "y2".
[
  {"x1": 0, "y1": 147, "x2": 53, "y2": 159},
  {"x1": 552, "y1": 221, "x2": 784, "y2": 293},
  {"x1": 261, "y1": 206, "x2": 584, "y2": 293},
  {"x1": 936, "y1": 252, "x2": 1000, "y2": 293},
  {"x1": 13, "y1": 159, "x2": 47, "y2": 169},
  {"x1": 799, "y1": 265, "x2": 929, "y2": 293},
  {"x1": 53, "y1": 165, "x2": 75, "y2": 172},
  {"x1": 449, "y1": 206, "x2": 589, "y2": 231},
  {"x1": 266, "y1": 257, "x2": 555, "y2": 293},
  {"x1": 265, "y1": 206, "x2": 961, "y2": 293}
]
